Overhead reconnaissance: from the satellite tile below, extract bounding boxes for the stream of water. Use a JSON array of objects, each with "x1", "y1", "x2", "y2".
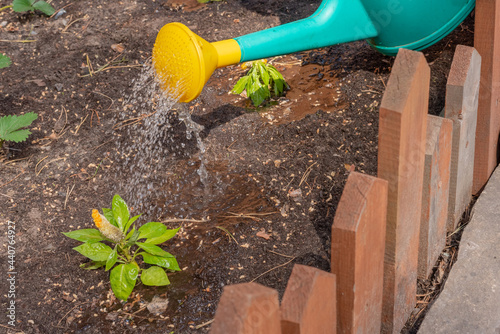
[{"x1": 115, "y1": 61, "x2": 208, "y2": 217}]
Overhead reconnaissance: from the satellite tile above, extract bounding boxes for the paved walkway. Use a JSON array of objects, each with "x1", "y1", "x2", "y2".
[{"x1": 419, "y1": 166, "x2": 500, "y2": 333}]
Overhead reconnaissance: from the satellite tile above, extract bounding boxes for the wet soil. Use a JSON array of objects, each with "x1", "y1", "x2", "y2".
[{"x1": 0, "y1": 0, "x2": 474, "y2": 333}]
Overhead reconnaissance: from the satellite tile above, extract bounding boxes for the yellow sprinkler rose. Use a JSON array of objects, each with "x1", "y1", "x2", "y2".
[{"x1": 92, "y1": 209, "x2": 125, "y2": 242}]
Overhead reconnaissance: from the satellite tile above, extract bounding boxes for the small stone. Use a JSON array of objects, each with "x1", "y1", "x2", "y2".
[
  {"x1": 111, "y1": 43, "x2": 125, "y2": 53},
  {"x1": 256, "y1": 229, "x2": 271, "y2": 240},
  {"x1": 147, "y1": 295, "x2": 169, "y2": 315}
]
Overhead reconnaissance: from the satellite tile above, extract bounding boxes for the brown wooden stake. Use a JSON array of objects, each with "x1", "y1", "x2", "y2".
[
  {"x1": 445, "y1": 45, "x2": 481, "y2": 230},
  {"x1": 281, "y1": 264, "x2": 337, "y2": 334},
  {"x1": 473, "y1": 0, "x2": 500, "y2": 194},
  {"x1": 419, "y1": 115, "x2": 453, "y2": 279},
  {"x1": 210, "y1": 283, "x2": 281, "y2": 334},
  {"x1": 331, "y1": 171, "x2": 388, "y2": 334},
  {"x1": 378, "y1": 48, "x2": 430, "y2": 334}
]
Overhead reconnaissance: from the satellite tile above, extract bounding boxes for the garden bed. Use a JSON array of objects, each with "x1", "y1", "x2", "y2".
[{"x1": 0, "y1": 0, "x2": 474, "y2": 333}]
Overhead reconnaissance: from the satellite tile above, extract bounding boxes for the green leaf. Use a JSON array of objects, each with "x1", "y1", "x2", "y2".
[
  {"x1": 1, "y1": 129, "x2": 31, "y2": 143},
  {"x1": 141, "y1": 253, "x2": 180, "y2": 271},
  {"x1": 12, "y1": 0, "x2": 35, "y2": 12},
  {"x1": 0, "y1": 54, "x2": 11, "y2": 69},
  {"x1": 32, "y1": 0, "x2": 55, "y2": 16},
  {"x1": 135, "y1": 242, "x2": 174, "y2": 258},
  {"x1": 63, "y1": 229, "x2": 105, "y2": 243},
  {"x1": 257, "y1": 62, "x2": 270, "y2": 87},
  {"x1": 140, "y1": 266, "x2": 170, "y2": 286},
  {"x1": 80, "y1": 261, "x2": 105, "y2": 270},
  {"x1": 138, "y1": 222, "x2": 166, "y2": 240},
  {"x1": 125, "y1": 229, "x2": 140, "y2": 247},
  {"x1": 231, "y1": 76, "x2": 249, "y2": 95},
  {"x1": 146, "y1": 227, "x2": 180, "y2": 245},
  {"x1": 73, "y1": 242, "x2": 113, "y2": 262},
  {"x1": 110, "y1": 263, "x2": 139, "y2": 301},
  {"x1": 102, "y1": 208, "x2": 118, "y2": 227},
  {"x1": 250, "y1": 87, "x2": 270, "y2": 107},
  {"x1": 124, "y1": 214, "x2": 141, "y2": 234},
  {"x1": 112, "y1": 195, "x2": 129, "y2": 231},
  {"x1": 0, "y1": 112, "x2": 38, "y2": 143},
  {"x1": 105, "y1": 246, "x2": 118, "y2": 271}
]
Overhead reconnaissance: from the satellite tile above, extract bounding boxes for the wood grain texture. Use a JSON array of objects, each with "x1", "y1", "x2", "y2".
[
  {"x1": 419, "y1": 115, "x2": 452, "y2": 279},
  {"x1": 210, "y1": 283, "x2": 281, "y2": 334},
  {"x1": 377, "y1": 48, "x2": 430, "y2": 334},
  {"x1": 473, "y1": 0, "x2": 500, "y2": 194},
  {"x1": 445, "y1": 45, "x2": 481, "y2": 229},
  {"x1": 331, "y1": 171, "x2": 388, "y2": 334},
  {"x1": 281, "y1": 264, "x2": 336, "y2": 334}
]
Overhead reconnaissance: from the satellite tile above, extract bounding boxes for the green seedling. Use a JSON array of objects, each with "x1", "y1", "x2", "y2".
[
  {"x1": 63, "y1": 195, "x2": 181, "y2": 301},
  {"x1": 0, "y1": 112, "x2": 38, "y2": 149},
  {"x1": 232, "y1": 59, "x2": 288, "y2": 107},
  {"x1": 197, "y1": 0, "x2": 223, "y2": 3},
  {"x1": 0, "y1": 53, "x2": 11, "y2": 69},
  {"x1": 12, "y1": 0, "x2": 55, "y2": 16}
]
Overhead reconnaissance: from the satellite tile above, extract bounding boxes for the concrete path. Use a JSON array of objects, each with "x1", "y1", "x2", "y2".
[{"x1": 419, "y1": 166, "x2": 500, "y2": 333}]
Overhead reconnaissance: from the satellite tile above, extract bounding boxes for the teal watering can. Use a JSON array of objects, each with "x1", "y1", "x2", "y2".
[{"x1": 153, "y1": 0, "x2": 475, "y2": 102}]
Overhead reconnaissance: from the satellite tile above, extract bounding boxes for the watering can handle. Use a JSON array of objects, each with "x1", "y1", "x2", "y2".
[{"x1": 233, "y1": 0, "x2": 378, "y2": 62}]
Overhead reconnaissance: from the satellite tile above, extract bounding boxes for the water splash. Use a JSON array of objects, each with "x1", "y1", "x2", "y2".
[{"x1": 115, "y1": 60, "x2": 207, "y2": 217}]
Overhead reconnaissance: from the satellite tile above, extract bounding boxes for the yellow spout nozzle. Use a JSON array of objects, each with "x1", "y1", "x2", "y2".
[{"x1": 152, "y1": 22, "x2": 241, "y2": 103}]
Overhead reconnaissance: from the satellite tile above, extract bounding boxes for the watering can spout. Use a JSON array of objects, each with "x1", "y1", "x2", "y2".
[
  {"x1": 152, "y1": 0, "x2": 475, "y2": 103},
  {"x1": 152, "y1": 23, "x2": 242, "y2": 103}
]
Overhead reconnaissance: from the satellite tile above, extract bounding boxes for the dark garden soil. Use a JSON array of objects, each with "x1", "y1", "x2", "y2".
[{"x1": 0, "y1": 0, "x2": 474, "y2": 333}]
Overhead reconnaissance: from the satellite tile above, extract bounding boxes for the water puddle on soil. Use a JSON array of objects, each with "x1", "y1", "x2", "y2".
[
  {"x1": 115, "y1": 60, "x2": 273, "y2": 223},
  {"x1": 209, "y1": 54, "x2": 344, "y2": 125}
]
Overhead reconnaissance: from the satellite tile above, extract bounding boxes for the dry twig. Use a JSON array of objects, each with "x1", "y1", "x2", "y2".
[{"x1": 250, "y1": 257, "x2": 296, "y2": 283}]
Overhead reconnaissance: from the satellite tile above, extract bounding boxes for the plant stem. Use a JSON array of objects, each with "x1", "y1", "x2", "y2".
[{"x1": 0, "y1": 5, "x2": 12, "y2": 12}]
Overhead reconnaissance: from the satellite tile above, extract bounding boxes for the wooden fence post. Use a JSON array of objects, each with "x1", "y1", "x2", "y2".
[
  {"x1": 445, "y1": 45, "x2": 481, "y2": 230},
  {"x1": 210, "y1": 282, "x2": 281, "y2": 334},
  {"x1": 280, "y1": 264, "x2": 337, "y2": 334},
  {"x1": 418, "y1": 115, "x2": 452, "y2": 279},
  {"x1": 377, "y1": 48, "x2": 430, "y2": 334},
  {"x1": 473, "y1": 0, "x2": 500, "y2": 194},
  {"x1": 331, "y1": 171, "x2": 388, "y2": 334}
]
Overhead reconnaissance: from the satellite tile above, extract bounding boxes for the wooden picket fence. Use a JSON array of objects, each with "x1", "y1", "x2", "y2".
[{"x1": 207, "y1": 1, "x2": 500, "y2": 332}]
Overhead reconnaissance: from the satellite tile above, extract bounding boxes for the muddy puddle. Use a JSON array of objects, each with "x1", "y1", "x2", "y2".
[{"x1": 207, "y1": 54, "x2": 345, "y2": 125}]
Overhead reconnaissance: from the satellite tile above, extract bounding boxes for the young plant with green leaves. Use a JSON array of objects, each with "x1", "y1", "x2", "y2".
[
  {"x1": 0, "y1": 112, "x2": 38, "y2": 149},
  {"x1": 11, "y1": 0, "x2": 55, "y2": 16},
  {"x1": 63, "y1": 195, "x2": 181, "y2": 301},
  {"x1": 232, "y1": 59, "x2": 288, "y2": 107}
]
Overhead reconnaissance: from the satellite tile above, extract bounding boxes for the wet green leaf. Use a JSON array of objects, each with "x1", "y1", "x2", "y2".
[
  {"x1": 63, "y1": 229, "x2": 104, "y2": 243},
  {"x1": 112, "y1": 195, "x2": 129, "y2": 231},
  {"x1": 80, "y1": 261, "x2": 105, "y2": 270},
  {"x1": 146, "y1": 227, "x2": 180, "y2": 245},
  {"x1": 110, "y1": 263, "x2": 139, "y2": 301},
  {"x1": 125, "y1": 229, "x2": 140, "y2": 248},
  {"x1": 73, "y1": 242, "x2": 113, "y2": 262},
  {"x1": 138, "y1": 223, "x2": 179, "y2": 244},
  {"x1": 102, "y1": 208, "x2": 118, "y2": 227},
  {"x1": 231, "y1": 76, "x2": 249, "y2": 94},
  {"x1": 124, "y1": 214, "x2": 141, "y2": 234},
  {"x1": 141, "y1": 253, "x2": 180, "y2": 271},
  {"x1": 138, "y1": 222, "x2": 166, "y2": 240},
  {"x1": 135, "y1": 242, "x2": 173, "y2": 258},
  {"x1": 105, "y1": 246, "x2": 118, "y2": 271},
  {"x1": 140, "y1": 266, "x2": 170, "y2": 286}
]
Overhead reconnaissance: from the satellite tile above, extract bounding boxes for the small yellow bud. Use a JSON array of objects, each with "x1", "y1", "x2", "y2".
[{"x1": 91, "y1": 210, "x2": 124, "y2": 242}]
